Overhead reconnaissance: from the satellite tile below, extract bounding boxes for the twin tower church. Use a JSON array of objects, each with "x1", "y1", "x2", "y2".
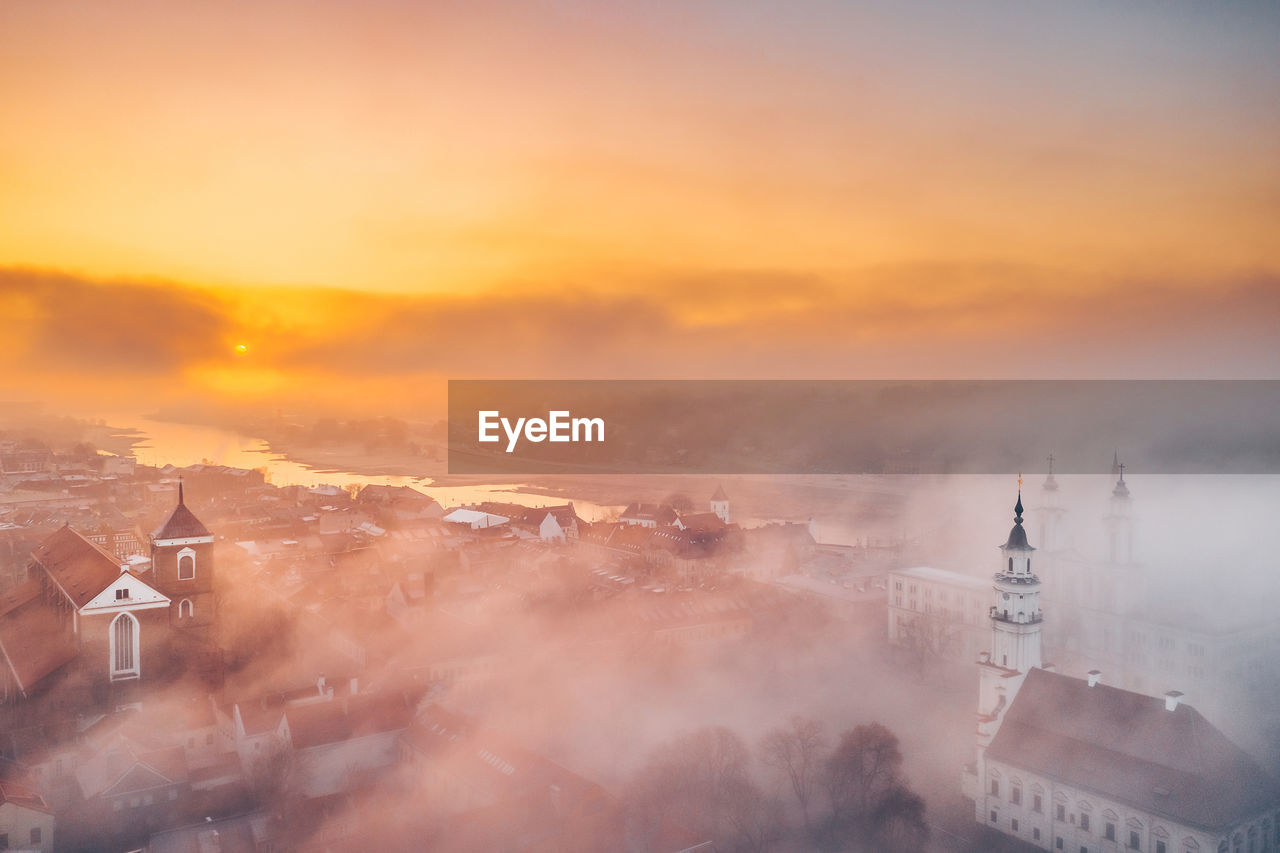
[
  {"x1": 0, "y1": 484, "x2": 216, "y2": 700},
  {"x1": 964, "y1": 488, "x2": 1279, "y2": 853}
]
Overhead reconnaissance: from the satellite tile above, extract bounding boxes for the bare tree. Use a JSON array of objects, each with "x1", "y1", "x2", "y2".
[
  {"x1": 627, "y1": 725, "x2": 784, "y2": 853},
  {"x1": 759, "y1": 715, "x2": 827, "y2": 836},
  {"x1": 819, "y1": 723, "x2": 924, "y2": 851},
  {"x1": 896, "y1": 613, "x2": 961, "y2": 678}
]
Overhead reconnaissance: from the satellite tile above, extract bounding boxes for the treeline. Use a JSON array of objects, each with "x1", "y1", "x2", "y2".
[{"x1": 626, "y1": 717, "x2": 927, "y2": 853}]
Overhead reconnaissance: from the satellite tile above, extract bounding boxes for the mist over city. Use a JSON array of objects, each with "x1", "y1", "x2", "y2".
[
  {"x1": 0, "y1": 403, "x2": 1276, "y2": 852},
  {"x1": 3, "y1": 0, "x2": 1279, "y2": 849}
]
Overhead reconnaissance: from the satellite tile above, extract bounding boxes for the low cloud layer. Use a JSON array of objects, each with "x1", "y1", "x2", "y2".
[{"x1": 3, "y1": 265, "x2": 1278, "y2": 415}]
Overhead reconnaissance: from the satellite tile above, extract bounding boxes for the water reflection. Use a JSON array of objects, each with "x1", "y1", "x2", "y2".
[{"x1": 116, "y1": 415, "x2": 620, "y2": 521}]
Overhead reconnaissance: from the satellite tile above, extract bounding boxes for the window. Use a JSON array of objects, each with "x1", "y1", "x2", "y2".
[
  {"x1": 991, "y1": 810, "x2": 998, "y2": 823},
  {"x1": 0, "y1": 833, "x2": 7, "y2": 848},
  {"x1": 1081, "y1": 813, "x2": 1090, "y2": 832},
  {"x1": 31, "y1": 828, "x2": 41, "y2": 844},
  {"x1": 179, "y1": 598, "x2": 194, "y2": 619},
  {"x1": 1057, "y1": 838, "x2": 1064, "y2": 850},
  {"x1": 1034, "y1": 829, "x2": 1041, "y2": 841},
  {"x1": 1012, "y1": 785, "x2": 1022, "y2": 805},
  {"x1": 179, "y1": 554, "x2": 195, "y2": 579},
  {"x1": 1057, "y1": 804, "x2": 1066, "y2": 821},
  {"x1": 1033, "y1": 794, "x2": 1043, "y2": 813},
  {"x1": 1129, "y1": 830, "x2": 1140, "y2": 849},
  {"x1": 1012, "y1": 819, "x2": 1019, "y2": 832},
  {"x1": 116, "y1": 588, "x2": 130, "y2": 600},
  {"x1": 1157, "y1": 842, "x2": 1166, "y2": 853},
  {"x1": 1106, "y1": 822, "x2": 1116, "y2": 841},
  {"x1": 991, "y1": 780, "x2": 1000, "y2": 797},
  {"x1": 110, "y1": 612, "x2": 139, "y2": 679}
]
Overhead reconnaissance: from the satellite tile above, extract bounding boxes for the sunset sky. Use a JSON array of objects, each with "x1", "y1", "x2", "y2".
[{"x1": 2, "y1": 0, "x2": 1278, "y2": 414}]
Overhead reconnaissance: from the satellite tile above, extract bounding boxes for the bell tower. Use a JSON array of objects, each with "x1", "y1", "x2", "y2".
[
  {"x1": 150, "y1": 480, "x2": 215, "y2": 628},
  {"x1": 975, "y1": 485, "x2": 1043, "y2": 759}
]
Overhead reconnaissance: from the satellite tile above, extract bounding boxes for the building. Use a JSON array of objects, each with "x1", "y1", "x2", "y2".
[
  {"x1": 1033, "y1": 465, "x2": 1280, "y2": 732},
  {"x1": 0, "y1": 486, "x2": 215, "y2": 698},
  {"x1": 0, "y1": 759, "x2": 54, "y2": 852},
  {"x1": 887, "y1": 566, "x2": 990, "y2": 664},
  {"x1": 961, "y1": 491, "x2": 1280, "y2": 853}
]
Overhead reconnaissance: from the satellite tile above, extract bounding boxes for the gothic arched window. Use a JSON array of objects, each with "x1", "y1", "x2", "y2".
[{"x1": 110, "y1": 613, "x2": 139, "y2": 680}]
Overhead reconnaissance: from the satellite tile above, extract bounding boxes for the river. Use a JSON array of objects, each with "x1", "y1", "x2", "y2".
[{"x1": 115, "y1": 415, "x2": 621, "y2": 521}]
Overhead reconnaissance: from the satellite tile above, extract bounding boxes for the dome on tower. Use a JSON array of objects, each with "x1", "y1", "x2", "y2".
[{"x1": 1002, "y1": 491, "x2": 1035, "y2": 550}]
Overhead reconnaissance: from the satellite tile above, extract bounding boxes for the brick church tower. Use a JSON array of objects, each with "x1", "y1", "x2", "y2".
[{"x1": 150, "y1": 481, "x2": 215, "y2": 628}]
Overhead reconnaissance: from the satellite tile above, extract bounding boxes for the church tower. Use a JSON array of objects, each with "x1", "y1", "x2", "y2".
[
  {"x1": 1036, "y1": 453, "x2": 1068, "y2": 554},
  {"x1": 150, "y1": 481, "x2": 215, "y2": 628},
  {"x1": 1104, "y1": 463, "x2": 1134, "y2": 565},
  {"x1": 975, "y1": 487, "x2": 1043, "y2": 759},
  {"x1": 710, "y1": 484, "x2": 730, "y2": 524}
]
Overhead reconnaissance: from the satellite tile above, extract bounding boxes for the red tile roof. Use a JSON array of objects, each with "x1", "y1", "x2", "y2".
[
  {"x1": 32, "y1": 525, "x2": 125, "y2": 607},
  {"x1": 286, "y1": 692, "x2": 416, "y2": 750},
  {"x1": 0, "y1": 595, "x2": 79, "y2": 694}
]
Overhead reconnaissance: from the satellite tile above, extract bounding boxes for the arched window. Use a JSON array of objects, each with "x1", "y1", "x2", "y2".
[
  {"x1": 1008, "y1": 557, "x2": 1013, "y2": 572},
  {"x1": 110, "y1": 613, "x2": 139, "y2": 680},
  {"x1": 178, "y1": 548, "x2": 196, "y2": 580},
  {"x1": 179, "y1": 599, "x2": 193, "y2": 619}
]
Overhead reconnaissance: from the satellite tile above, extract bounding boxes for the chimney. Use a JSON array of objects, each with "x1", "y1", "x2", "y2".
[
  {"x1": 1087, "y1": 670, "x2": 1102, "y2": 687},
  {"x1": 1164, "y1": 690, "x2": 1184, "y2": 711}
]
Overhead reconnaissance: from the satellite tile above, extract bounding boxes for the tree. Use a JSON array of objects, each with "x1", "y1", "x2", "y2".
[
  {"x1": 818, "y1": 723, "x2": 926, "y2": 852},
  {"x1": 895, "y1": 613, "x2": 961, "y2": 678},
  {"x1": 759, "y1": 715, "x2": 827, "y2": 836},
  {"x1": 627, "y1": 726, "x2": 783, "y2": 853}
]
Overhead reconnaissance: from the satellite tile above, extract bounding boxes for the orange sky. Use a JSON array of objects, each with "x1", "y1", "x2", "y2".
[{"x1": 1, "y1": 1, "x2": 1278, "y2": 413}]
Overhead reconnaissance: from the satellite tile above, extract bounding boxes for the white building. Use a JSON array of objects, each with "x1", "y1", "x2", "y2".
[
  {"x1": 961, "y1": 491, "x2": 1280, "y2": 853},
  {"x1": 887, "y1": 566, "x2": 990, "y2": 664},
  {"x1": 1033, "y1": 466, "x2": 1280, "y2": 733}
]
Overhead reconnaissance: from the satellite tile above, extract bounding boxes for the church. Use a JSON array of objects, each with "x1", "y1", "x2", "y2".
[
  {"x1": 962, "y1": 488, "x2": 1280, "y2": 853},
  {"x1": 0, "y1": 484, "x2": 216, "y2": 701}
]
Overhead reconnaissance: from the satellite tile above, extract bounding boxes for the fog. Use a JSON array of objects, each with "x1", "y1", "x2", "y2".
[{"x1": 1, "y1": 408, "x2": 1278, "y2": 852}]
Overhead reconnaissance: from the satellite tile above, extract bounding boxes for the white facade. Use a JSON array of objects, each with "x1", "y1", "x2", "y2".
[
  {"x1": 887, "y1": 566, "x2": 990, "y2": 664},
  {"x1": 975, "y1": 493, "x2": 1042, "y2": 762},
  {"x1": 964, "y1": 491, "x2": 1280, "y2": 853}
]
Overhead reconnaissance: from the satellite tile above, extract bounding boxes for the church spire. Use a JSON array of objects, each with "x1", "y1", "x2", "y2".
[
  {"x1": 1042, "y1": 452, "x2": 1058, "y2": 491},
  {"x1": 1112, "y1": 462, "x2": 1130, "y2": 499},
  {"x1": 178, "y1": 476, "x2": 184, "y2": 506},
  {"x1": 1003, "y1": 477, "x2": 1033, "y2": 551}
]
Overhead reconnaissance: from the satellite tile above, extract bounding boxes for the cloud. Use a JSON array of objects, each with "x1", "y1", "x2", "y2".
[
  {"x1": 2, "y1": 265, "x2": 1278, "y2": 416},
  {"x1": 0, "y1": 268, "x2": 233, "y2": 373}
]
